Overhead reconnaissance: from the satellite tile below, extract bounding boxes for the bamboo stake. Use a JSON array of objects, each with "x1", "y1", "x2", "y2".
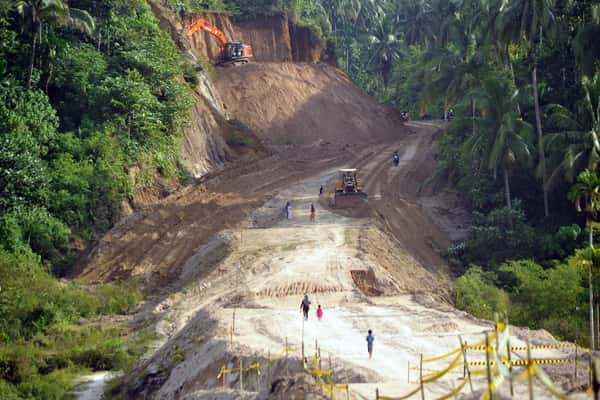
[
  {"x1": 485, "y1": 333, "x2": 493, "y2": 400},
  {"x1": 408, "y1": 360, "x2": 410, "y2": 383},
  {"x1": 318, "y1": 347, "x2": 322, "y2": 370},
  {"x1": 240, "y1": 358, "x2": 244, "y2": 392},
  {"x1": 507, "y1": 338, "x2": 514, "y2": 397},
  {"x1": 458, "y1": 336, "x2": 474, "y2": 394},
  {"x1": 285, "y1": 337, "x2": 289, "y2": 376},
  {"x1": 527, "y1": 340, "x2": 534, "y2": 400},
  {"x1": 420, "y1": 353, "x2": 425, "y2": 400},
  {"x1": 574, "y1": 342, "x2": 578, "y2": 380},
  {"x1": 266, "y1": 350, "x2": 271, "y2": 391}
]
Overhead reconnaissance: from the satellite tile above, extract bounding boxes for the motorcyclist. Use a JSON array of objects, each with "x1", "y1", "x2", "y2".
[{"x1": 392, "y1": 151, "x2": 400, "y2": 167}]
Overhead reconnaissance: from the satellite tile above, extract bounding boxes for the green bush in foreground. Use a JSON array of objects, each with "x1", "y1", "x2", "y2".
[{"x1": 0, "y1": 250, "x2": 147, "y2": 398}]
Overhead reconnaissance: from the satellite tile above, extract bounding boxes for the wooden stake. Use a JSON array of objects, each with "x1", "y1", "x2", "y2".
[
  {"x1": 485, "y1": 333, "x2": 493, "y2": 400},
  {"x1": 345, "y1": 366, "x2": 350, "y2": 400},
  {"x1": 318, "y1": 347, "x2": 322, "y2": 370},
  {"x1": 420, "y1": 353, "x2": 425, "y2": 400},
  {"x1": 526, "y1": 340, "x2": 534, "y2": 400},
  {"x1": 232, "y1": 309, "x2": 236, "y2": 335},
  {"x1": 266, "y1": 350, "x2": 271, "y2": 391},
  {"x1": 285, "y1": 337, "x2": 289, "y2": 376},
  {"x1": 376, "y1": 387, "x2": 379, "y2": 400},
  {"x1": 574, "y1": 342, "x2": 578, "y2": 379},
  {"x1": 408, "y1": 360, "x2": 410, "y2": 383},
  {"x1": 240, "y1": 358, "x2": 244, "y2": 392},
  {"x1": 507, "y1": 338, "x2": 514, "y2": 397},
  {"x1": 458, "y1": 336, "x2": 473, "y2": 394}
]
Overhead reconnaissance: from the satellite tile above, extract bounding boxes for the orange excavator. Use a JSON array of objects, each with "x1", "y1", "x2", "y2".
[{"x1": 187, "y1": 18, "x2": 253, "y2": 66}]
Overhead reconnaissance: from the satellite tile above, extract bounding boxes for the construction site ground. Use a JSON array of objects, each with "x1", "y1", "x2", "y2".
[
  {"x1": 79, "y1": 124, "x2": 587, "y2": 399},
  {"x1": 74, "y1": 59, "x2": 588, "y2": 399}
]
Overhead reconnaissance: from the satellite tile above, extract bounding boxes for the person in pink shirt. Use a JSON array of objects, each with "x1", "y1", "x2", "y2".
[{"x1": 316, "y1": 304, "x2": 323, "y2": 321}]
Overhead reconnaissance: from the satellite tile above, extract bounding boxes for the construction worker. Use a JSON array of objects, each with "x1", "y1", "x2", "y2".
[
  {"x1": 310, "y1": 203, "x2": 316, "y2": 222},
  {"x1": 300, "y1": 294, "x2": 311, "y2": 320},
  {"x1": 366, "y1": 329, "x2": 374, "y2": 359}
]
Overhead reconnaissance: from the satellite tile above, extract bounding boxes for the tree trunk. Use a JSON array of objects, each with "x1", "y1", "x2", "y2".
[
  {"x1": 471, "y1": 98, "x2": 475, "y2": 136},
  {"x1": 26, "y1": 24, "x2": 39, "y2": 89},
  {"x1": 503, "y1": 166, "x2": 512, "y2": 210},
  {"x1": 532, "y1": 65, "x2": 549, "y2": 217},
  {"x1": 590, "y1": 220, "x2": 595, "y2": 351}
]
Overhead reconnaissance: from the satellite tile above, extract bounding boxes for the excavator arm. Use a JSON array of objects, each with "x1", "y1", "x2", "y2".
[{"x1": 187, "y1": 18, "x2": 228, "y2": 46}]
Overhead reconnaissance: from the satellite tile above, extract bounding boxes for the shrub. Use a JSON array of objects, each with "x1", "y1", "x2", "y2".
[{"x1": 455, "y1": 266, "x2": 510, "y2": 319}]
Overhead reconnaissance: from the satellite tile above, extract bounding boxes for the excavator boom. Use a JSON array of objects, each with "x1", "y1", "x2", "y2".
[{"x1": 187, "y1": 18, "x2": 228, "y2": 45}]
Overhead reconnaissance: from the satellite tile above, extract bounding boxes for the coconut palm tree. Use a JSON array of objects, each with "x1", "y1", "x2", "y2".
[
  {"x1": 497, "y1": 0, "x2": 557, "y2": 217},
  {"x1": 366, "y1": 11, "x2": 404, "y2": 85},
  {"x1": 17, "y1": 0, "x2": 95, "y2": 89},
  {"x1": 463, "y1": 74, "x2": 533, "y2": 210},
  {"x1": 546, "y1": 72, "x2": 600, "y2": 187},
  {"x1": 569, "y1": 169, "x2": 600, "y2": 351}
]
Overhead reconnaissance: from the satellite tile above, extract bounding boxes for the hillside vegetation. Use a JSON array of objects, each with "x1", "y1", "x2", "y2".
[{"x1": 1, "y1": 0, "x2": 600, "y2": 397}]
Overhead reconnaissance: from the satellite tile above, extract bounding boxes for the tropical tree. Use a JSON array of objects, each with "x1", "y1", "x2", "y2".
[
  {"x1": 365, "y1": 10, "x2": 404, "y2": 85},
  {"x1": 546, "y1": 72, "x2": 600, "y2": 187},
  {"x1": 16, "y1": 0, "x2": 95, "y2": 88},
  {"x1": 569, "y1": 169, "x2": 600, "y2": 350},
  {"x1": 463, "y1": 75, "x2": 533, "y2": 210},
  {"x1": 497, "y1": 0, "x2": 557, "y2": 217}
]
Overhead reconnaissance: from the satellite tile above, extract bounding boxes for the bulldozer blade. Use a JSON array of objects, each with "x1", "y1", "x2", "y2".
[{"x1": 333, "y1": 192, "x2": 368, "y2": 208}]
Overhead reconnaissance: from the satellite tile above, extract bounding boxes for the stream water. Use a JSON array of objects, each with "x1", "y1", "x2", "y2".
[{"x1": 69, "y1": 371, "x2": 121, "y2": 400}]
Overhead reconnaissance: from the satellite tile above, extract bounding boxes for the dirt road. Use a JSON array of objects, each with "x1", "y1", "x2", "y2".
[{"x1": 110, "y1": 124, "x2": 583, "y2": 400}]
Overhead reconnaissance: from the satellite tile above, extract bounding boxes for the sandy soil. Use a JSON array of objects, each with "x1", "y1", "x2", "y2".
[
  {"x1": 100, "y1": 123, "x2": 586, "y2": 400},
  {"x1": 74, "y1": 52, "x2": 586, "y2": 398}
]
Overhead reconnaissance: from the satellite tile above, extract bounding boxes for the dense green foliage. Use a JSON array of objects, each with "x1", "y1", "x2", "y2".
[
  {"x1": 309, "y1": 0, "x2": 600, "y2": 345},
  {"x1": 0, "y1": 0, "x2": 192, "y2": 395}
]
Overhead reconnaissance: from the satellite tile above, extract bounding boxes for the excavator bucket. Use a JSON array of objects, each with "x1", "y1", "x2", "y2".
[{"x1": 332, "y1": 169, "x2": 368, "y2": 208}]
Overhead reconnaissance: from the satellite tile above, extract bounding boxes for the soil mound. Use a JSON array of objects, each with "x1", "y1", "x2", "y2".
[{"x1": 214, "y1": 62, "x2": 403, "y2": 145}]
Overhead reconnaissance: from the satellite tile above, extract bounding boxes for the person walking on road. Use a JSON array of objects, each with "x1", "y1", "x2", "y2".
[
  {"x1": 366, "y1": 329, "x2": 374, "y2": 359},
  {"x1": 286, "y1": 201, "x2": 292, "y2": 220},
  {"x1": 300, "y1": 294, "x2": 311, "y2": 320},
  {"x1": 319, "y1": 185, "x2": 323, "y2": 195},
  {"x1": 316, "y1": 304, "x2": 323, "y2": 321},
  {"x1": 310, "y1": 203, "x2": 316, "y2": 222}
]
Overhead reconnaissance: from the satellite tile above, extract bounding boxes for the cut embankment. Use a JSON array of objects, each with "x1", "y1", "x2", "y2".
[{"x1": 214, "y1": 62, "x2": 404, "y2": 145}]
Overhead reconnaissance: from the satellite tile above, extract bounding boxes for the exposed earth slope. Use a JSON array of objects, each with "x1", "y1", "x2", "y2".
[{"x1": 76, "y1": 9, "x2": 584, "y2": 399}]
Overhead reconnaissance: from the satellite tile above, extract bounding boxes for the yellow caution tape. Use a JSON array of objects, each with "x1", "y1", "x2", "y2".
[
  {"x1": 466, "y1": 358, "x2": 574, "y2": 367},
  {"x1": 422, "y1": 347, "x2": 462, "y2": 363},
  {"x1": 533, "y1": 364, "x2": 569, "y2": 399},
  {"x1": 379, "y1": 385, "x2": 421, "y2": 400},
  {"x1": 467, "y1": 342, "x2": 577, "y2": 351},
  {"x1": 435, "y1": 379, "x2": 468, "y2": 400}
]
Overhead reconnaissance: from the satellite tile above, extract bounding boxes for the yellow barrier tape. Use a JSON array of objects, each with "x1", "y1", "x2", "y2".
[
  {"x1": 422, "y1": 347, "x2": 461, "y2": 363},
  {"x1": 423, "y1": 353, "x2": 463, "y2": 384},
  {"x1": 379, "y1": 385, "x2": 421, "y2": 400},
  {"x1": 435, "y1": 378, "x2": 468, "y2": 400},
  {"x1": 467, "y1": 343, "x2": 577, "y2": 351},
  {"x1": 533, "y1": 364, "x2": 569, "y2": 400},
  {"x1": 324, "y1": 375, "x2": 349, "y2": 390},
  {"x1": 424, "y1": 330, "x2": 498, "y2": 364},
  {"x1": 466, "y1": 358, "x2": 574, "y2": 367}
]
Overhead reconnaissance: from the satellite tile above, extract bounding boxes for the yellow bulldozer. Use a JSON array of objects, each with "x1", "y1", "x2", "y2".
[{"x1": 333, "y1": 169, "x2": 368, "y2": 207}]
